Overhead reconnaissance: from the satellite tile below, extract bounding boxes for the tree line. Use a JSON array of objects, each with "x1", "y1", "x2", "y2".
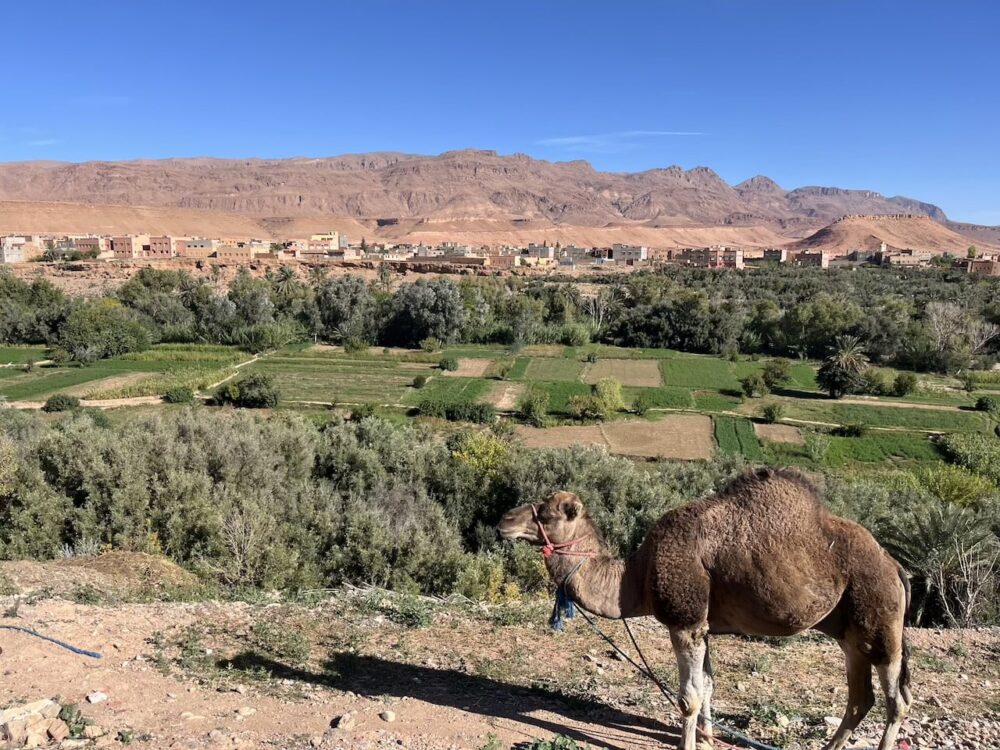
[{"x1": 2, "y1": 264, "x2": 998, "y2": 375}]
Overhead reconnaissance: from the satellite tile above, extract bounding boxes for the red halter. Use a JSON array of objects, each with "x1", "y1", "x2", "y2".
[{"x1": 532, "y1": 504, "x2": 598, "y2": 559}]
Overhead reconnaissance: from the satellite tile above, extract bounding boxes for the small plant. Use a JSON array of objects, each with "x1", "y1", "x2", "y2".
[
  {"x1": 385, "y1": 594, "x2": 434, "y2": 628},
  {"x1": 216, "y1": 372, "x2": 280, "y2": 409},
  {"x1": 479, "y1": 733, "x2": 504, "y2": 750},
  {"x1": 439, "y1": 355, "x2": 459, "y2": 372},
  {"x1": 761, "y1": 402, "x2": 785, "y2": 424},
  {"x1": 496, "y1": 359, "x2": 514, "y2": 380},
  {"x1": 835, "y1": 423, "x2": 867, "y2": 438},
  {"x1": 761, "y1": 359, "x2": 792, "y2": 390},
  {"x1": 568, "y1": 394, "x2": 608, "y2": 421},
  {"x1": 412, "y1": 374, "x2": 428, "y2": 389},
  {"x1": 960, "y1": 372, "x2": 976, "y2": 393},
  {"x1": 350, "y1": 403, "x2": 378, "y2": 421},
  {"x1": 419, "y1": 337, "x2": 442, "y2": 353},
  {"x1": 518, "y1": 388, "x2": 549, "y2": 427},
  {"x1": 804, "y1": 430, "x2": 830, "y2": 463},
  {"x1": 527, "y1": 736, "x2": 588, "y2": 750},
  {"x1": 250, "y1": 620, "x2": 311, "y2": 665},
  {"x1": 585, "y1": 351, "x2": 599, "y2": 363},
  {"x1": 163, "y1": 386, "x2": 194, "y2": 404},
  {"x1": 42, "y1": 393, "x2": 81, "y2": 412}
]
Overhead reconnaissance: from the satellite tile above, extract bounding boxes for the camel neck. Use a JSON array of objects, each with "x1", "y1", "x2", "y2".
[{"x1": 545, "y1": 545, "x2": 649, "y2": 620}]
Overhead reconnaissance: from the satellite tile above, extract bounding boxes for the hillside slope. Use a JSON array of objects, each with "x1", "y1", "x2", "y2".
[{"x1": 791, "y1": 214, "x2": 997, "y2": 255}]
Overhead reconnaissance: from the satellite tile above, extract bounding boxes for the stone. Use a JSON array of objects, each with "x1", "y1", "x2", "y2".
[
  {"x1": 309, "y1": 736, "x2": 324, "y2": 748},
  {"x1": 1, "y1": 717, "x2": 29, "y2": 744},
  {"x1": 86, "y1": 691, "x2": 109, "y2": 704},
  {"x1": 47, "y1": 719, "x2": 71, "y2": 742},
  {"x1": 83, "y1": 725, "x2": 107, "y2": 739},
  {"x1": 0, "y1": 699, "x2": 61, "y2": 725},
  {"x1": 61, "y1": 740, "x2": 90, "y2": 749},
  {"x1": 824, "y1": 716, "x2": 842, "y2": 729},
  {"x1": 235, "y1": 707, "x2": 256, "y2": 718},
  {"x1": 332, "y1": 712, "x2": 357, "y2": 730},
  {"x1": 24, "y1": 732, "x2": 47, "y2": 748},
  {"x1": 775, "y1": 713, "x2": 790, "y2": 729},
  {"x1": 379, "y1": 710, "x2": 396, "y2": 723}
]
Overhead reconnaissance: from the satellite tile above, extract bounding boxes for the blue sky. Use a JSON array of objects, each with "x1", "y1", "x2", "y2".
[{"x1": 2, "y1": 1, "x2": 998, "y2": 223}]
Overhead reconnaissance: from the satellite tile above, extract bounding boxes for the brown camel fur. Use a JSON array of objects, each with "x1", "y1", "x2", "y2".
[{"x1": 498, "y1": 468, "x2": 912, "y2": 750}]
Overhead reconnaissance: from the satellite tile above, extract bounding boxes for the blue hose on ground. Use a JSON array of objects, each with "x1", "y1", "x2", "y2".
[{"x1": 0, "y1": 624, "x2": 103, "y2": 659}]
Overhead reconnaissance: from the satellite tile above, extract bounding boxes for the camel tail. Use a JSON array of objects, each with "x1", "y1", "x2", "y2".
[{"x1": 897, "y1": 565, "x2": 913, "y2": 705}]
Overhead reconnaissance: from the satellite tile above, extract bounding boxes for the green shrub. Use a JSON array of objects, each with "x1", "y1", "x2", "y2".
[
  {"x1": 975, "y1": 395, "x2": 999, "y2": 413},
  {"x1": 418, "y1": 399, "x2": 495, "y2": 424},
  {"x1": 862, "y1": 369, "x2": 894, "y2": 397},
  {"x1": 593, "y1": 377, "x2": 624, "y2": 412},
  {"x1": 419, "y1": 337, "x2": 442, "y2": 353},
  {"x1": 761, "y1": 403, "x2": 785, "y2": 424},
  {"x1": 761, "y1": 359, "x2": 792, "y2": 390},
  {"x1": 740, "y1": 373, "x2": 769, "y2": 398},
  {"x1": 559, "y1": 324, "x2": 590, "y2": 347},
  {"x1": 412, "y1": 375, "x2": 428, "y2": 389},
  {"x1": 518, "y1": 388, "x2": 549, "y2": 427},
  {"x1": 350, "y1": 403, "x2": 378, "y2": 421},
  {"x1": 632, "y1": 393, "x2": 652, "y2": 416},
  {"x1": 585, "y1": 352, "x2": 598, "y2": 363},
  {"x1": 939, "y1": 433, "x2": 1000, "y2": 485},
  {"x1": 913, "y1": 465, "x2": 996, "y2": 506},
  {"x1": 42, "y1": 394, "x2": 81, "y2": 412},
  {"x1": 163, "y1": 386, "x2": 195, "y2": 404},
  {"x1": 439, "y1": 356, "x2": 459, "y2": 372},
  {"x1": 343, "y1": 338, "x2": 369, "y2": 354},
  {"x1": 893, "y1": 372, "x2": 918, "y2": 397},
  {"x1": 216, "y1": 372, "x2": 280, "y2": 409},
  {"x1": 835, "y1": 423, "x2": 868, "y2": 438},
  {"x1": 568, "y1": 394, "x2": 608, "y2": 421}
]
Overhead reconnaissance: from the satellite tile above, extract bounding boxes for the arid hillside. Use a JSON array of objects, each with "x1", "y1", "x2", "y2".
[
  {"x1": 791, "y1": 214, "x2": 998, "y2": 255},
  {"x1": 1, "y1": 150, "x2": 995, "y2": 252}
]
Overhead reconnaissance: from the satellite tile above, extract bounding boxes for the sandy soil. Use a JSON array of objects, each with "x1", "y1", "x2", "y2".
[
  {"x1": 754, "y1": 423, "x2": 805, "y2": 444},
  {"x1": 583, "y1": 359, "x2": 662, "y2": 388},
  {"x1": 441, "y1": 359, "x2": 493, "y2": 378},
  {"x1": 516, "y1": 415, "x2": 713, "y2": 460},
  {"x1": 63, "y1": 373, "x2": 154, "y2": 398},
  {"x1": 485, "y1": 382, "x2": 526, "y2": 411},
  {"x1": 0, "y1": 567, "x2": 996, "y2": 750}
]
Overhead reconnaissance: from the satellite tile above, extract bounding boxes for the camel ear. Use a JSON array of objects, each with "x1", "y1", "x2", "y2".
[{"x1": 560, "y1": 494, "x2": 582, "y2": 520}]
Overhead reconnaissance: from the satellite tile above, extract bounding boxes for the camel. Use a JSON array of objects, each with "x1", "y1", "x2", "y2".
[{"x1": 498, "y1": 468, "x2": 911, "y2": 750}]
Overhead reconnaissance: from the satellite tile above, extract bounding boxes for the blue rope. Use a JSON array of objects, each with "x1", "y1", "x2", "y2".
[{"x1": 0, "y1": 625, "x2": 103, "y2": 659}]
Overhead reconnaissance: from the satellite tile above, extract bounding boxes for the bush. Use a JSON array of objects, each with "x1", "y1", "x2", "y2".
[
  {"x1": 593, "y1": 377, "x2": 624, "y2": 413},
  {"x1": 568, "y1": 394, "x2": 608, "y2": 421},
  {"x1": 418, "y1": 400, "x2": 495, "y2": 424},
  {"x1": 42, "y1": 394, "x2": 81, "y2": 412},
  {"x1": 761, "y1": 359, "x2": 792, "y2": 390},
  {"x1": 216, "y1": 372, "x2": 280, "y2": 409},
  {"x1": 518, "y1": 389, "x2": 549, "y2": 427},
  {"x1": 343, "y1": 338, "x2": 369, "y2": 354},
  {"x1": 559, "y1": 324, "x2": 590, "y2": 347},
  {"x1": 495, "y1": 360, "x2": 514, "y2": 380},
  {"x1": 350, "y1": 403, "x2": 378, "y2": 421},
  {"x1": 740, "y1": 372, "x2": 770, "y2": 398},
  {"x1": 163, "y1": 386, "x2": 195, "y2": 404},
  {"x1": 412, "y1": 374, "x2": 428, "y2": 389},
  {"x1": 439, "y1": 356, "x2": 459, "y2": 372},
  {"x1": 585, "y1": 352, "x2": 599, "y2": 363},
  {"x1": 939, "y1": 433, "x2": 1000, "y2": 485},
  {"x1": 419, "y1": 337, "x2": 442, "y2": 353},
  {"x1": 975, "y1": 395, "x2": 999, "y2": 413},
  {"x1": 893, "y1": 372, "x2": 918, "y2": 397},
  {"x1": 835, "y1": 423, "x2": 868, "y2": 438},
  {"x1": 862, "y1": 369, "x2": 894, "y2": 397},
  {"x1": 632, "y1": 393, "x2": 652, "y2": 416},
  {"x1": 761, "y1": 403, "x2": 785, "y2": 424}
]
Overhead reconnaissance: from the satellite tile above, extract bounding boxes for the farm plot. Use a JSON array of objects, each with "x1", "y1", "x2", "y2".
[
  {"x1": 411, "y1": 376, "x2": 489, "y2": 405},
  {"x1": 714, "y1": 416, "x2": 764, "y2": 460},
  {"x1": 483, "y1": 381, "x2": 526, "y2": 411},
  {"x1": 659, "y1": 355, "x2": 758, "y2": 391},
  {"x1": 250, "y1": 354, "x2": 435, "y2": 404},
  {"x1": 785, "y1": 401, "x2": 991, "y2": 433},
  {"x1": 524, "y1": 357, "x2": 584, "y2": 382},
  {"x1": 0, "y1": 346, "x2": 47, "y2": 365},
  {"x1": 441, "y1": 358, "x2": 493, "y2": 377},
  {"x1": 516, "y1": 414, "x2": 713, "y2": 459},
  {"x1": 754, "y1": 422, "x2": 803, "y2": 444},
  {"x1": 583, "y1": 358, "x2": 662, "y2": 387}
]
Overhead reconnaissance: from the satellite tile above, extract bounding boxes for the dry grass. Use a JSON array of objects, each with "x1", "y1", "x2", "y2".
[
  {"x1": 441, "y1": 358, "x2": 493, "y2": 378},
  {"x1": 583, "y1": 358, "x2": 662, "y2": 387},
  {"x1": 484, "y1": 381, "x2": 526, "y2": 410}
]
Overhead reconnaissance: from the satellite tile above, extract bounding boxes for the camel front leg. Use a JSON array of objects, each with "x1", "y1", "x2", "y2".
[
  {"x1": 698, "y1": 635, "x2": 714, "y2": 747},
  {"x1": 821, "y1": 642, "x2": 875, "y2": 750},
  {"x1": 670, "y1": 626, "x2": 708, "y2": 750}
]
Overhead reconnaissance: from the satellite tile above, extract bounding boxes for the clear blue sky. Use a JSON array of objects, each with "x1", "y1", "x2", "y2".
[{"x1": 2, "y1": 1, "x2": 998, "y2": 223}]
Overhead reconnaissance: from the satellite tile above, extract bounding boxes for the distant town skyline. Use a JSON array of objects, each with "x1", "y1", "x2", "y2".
[{"x1": 1, "y1": 1, "x2": 998, "y2": 224}]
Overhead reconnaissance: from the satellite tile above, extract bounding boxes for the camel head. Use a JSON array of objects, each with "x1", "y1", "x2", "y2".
[{"x1": 498, "y1": 490, "x2": 587, "y2": 548}]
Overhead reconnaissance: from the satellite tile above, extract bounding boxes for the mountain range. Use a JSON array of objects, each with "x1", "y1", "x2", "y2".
[{"x1": 0, "y1": 149, "x2": 995, "y2": 253}]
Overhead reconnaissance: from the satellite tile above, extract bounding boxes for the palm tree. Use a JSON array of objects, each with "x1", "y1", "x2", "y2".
[{"x1": 817, "y1": 335, "x2": 869, "y2": 398}]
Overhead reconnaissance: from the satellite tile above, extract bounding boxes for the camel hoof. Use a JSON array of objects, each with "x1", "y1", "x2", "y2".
[{"x1": 696, "y1": 741, "x2": 714, "y2": 750}]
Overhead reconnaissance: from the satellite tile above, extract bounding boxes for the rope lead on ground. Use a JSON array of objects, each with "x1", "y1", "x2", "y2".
[{"x1": 0, "y1": 624, "x2": 103, "y2": 659}]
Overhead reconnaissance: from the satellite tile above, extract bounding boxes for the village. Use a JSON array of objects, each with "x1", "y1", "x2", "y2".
[{"x1": 3, "y1": 224, "x2": 999, "y2": 275}]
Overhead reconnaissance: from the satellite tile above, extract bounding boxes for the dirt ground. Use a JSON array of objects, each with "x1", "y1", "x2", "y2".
[
  {"x1": 0, "y1": 561, "x2": 997, "y2": 750},
  {"x1": 583, "y1": 360, "x2": 662, "y2": 388},
  {"x1": 515, "y1": 415, "x2": 713, "y2": 460},
  {"x1": 484, "y1": 381, "x2": 526, "y2": 411},
  {"x1": 442, "y1": 359, "x2": 493, "y2": 378},
  {"x1": 754, "y1": 423, "x2": 804, "y2": 445}
]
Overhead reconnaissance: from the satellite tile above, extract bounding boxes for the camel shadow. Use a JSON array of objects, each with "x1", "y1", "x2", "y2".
[{"x1": 219, "y1": 650, "x2": 679, "y2": 750}]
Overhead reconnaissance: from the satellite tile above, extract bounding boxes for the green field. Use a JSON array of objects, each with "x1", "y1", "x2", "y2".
[
  {"x1": 409, "y1": 376, "x2": 490, "y2": 405},
  {"x1": 765, "y1": 432, "x2": 942, "y2": 468},
  {"x1": 781, "y1": 400, "x2": 991, "y2": 433},
  {"x1": 0, "y1": 346, "x2": 48, "y2": 365},
  {"x1": 0, "y1": 345, "x2": 246, "y2": 401},
  {"x1": 523, "y1": 357, "x2": 585, "y2": 382},
  {"x1": 660, "y1": 355, "x2": 759, "y2": 391},
  {"x1": 713, "y1": 416, "x2": 763, "y2": 460},
  {"x1": 624, "y1": 386, "x2": 694, "y2": 409}
]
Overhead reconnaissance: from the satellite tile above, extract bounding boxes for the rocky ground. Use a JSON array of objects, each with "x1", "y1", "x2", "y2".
[{"x1": 1, "y1": 557, "x2": 998, "y2": 750}]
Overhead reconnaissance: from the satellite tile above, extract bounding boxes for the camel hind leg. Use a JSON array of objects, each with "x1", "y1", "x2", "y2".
[
  {"x1": 821, "y1": 642, "x2": 875, "y2": 750},
  {"x1": 875, "y1": 637, "x2": 912, "y2": 750},
  {"x1": 670, "y1": 625, "x2": 708, "y2": 750},
  {"x1": 698, "y1": 634, "x2": 714, "y2": 746}
]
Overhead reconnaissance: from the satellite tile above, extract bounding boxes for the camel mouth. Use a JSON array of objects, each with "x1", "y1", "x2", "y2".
[{"x1": 497, "y1": 509, "x2": 539, "y2": 543}]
